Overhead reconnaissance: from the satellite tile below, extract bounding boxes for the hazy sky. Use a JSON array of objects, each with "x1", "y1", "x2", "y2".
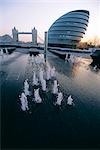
[{"x1": 0, "y1": 0, "x2": 100, "y2": 42}]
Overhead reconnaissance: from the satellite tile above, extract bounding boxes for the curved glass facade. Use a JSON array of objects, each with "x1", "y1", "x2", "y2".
[{"x1": 48, "y1": 10, "x2": 89, "y2": 48}]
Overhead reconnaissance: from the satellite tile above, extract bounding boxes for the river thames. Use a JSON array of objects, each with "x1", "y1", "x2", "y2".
[{"x1": 1, "y1": 48, "x2": 100, "y2": 149}]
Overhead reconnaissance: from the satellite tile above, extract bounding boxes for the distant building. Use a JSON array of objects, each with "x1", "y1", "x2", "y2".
[{"x1": 48, "y1": 10, "x2": 89, "y2": 48}]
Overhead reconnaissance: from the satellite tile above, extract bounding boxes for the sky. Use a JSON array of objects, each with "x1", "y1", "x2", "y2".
[{"x1": 0, "y1": 0, "x2": 100, "y2": 43}]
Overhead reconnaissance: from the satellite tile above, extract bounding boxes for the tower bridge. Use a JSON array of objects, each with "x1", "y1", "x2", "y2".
[
  {"x1": 18, "y1": 32, "x2": 32, "y2": 34},
  {"x1": 12, "y1": 27, "x2": 37, "y2": 44}
]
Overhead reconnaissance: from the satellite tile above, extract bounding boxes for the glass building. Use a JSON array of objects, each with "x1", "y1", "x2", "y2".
[{"x1": 48, "y1": 10, "x2": 89, "y2": 48}]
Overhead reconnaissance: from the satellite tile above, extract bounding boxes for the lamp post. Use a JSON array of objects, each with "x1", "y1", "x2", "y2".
[{"x1": 44, "y1": 31, "x2": 48, "y2": 63}]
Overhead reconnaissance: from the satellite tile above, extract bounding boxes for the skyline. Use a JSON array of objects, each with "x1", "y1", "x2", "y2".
[{"x1": 0, "y1": 0, "x2": 100, "y2": 43}]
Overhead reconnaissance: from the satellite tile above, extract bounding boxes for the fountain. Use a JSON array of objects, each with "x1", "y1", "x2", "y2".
[
  {"x1": 28, "y1": 55, "x2": 31, "y2": 64},
  {"x1": 19, "y1": 92, "x2": 29, "y2": 111},
  {"x1": 46, "y1": 64, "x2": 51, "y2": 80},
  {"x1": 46, "y1": 69, "x2": 51, "y2": 80},
  {"x1": 5, "y1": 48, "x2": 9, "y2": 54},
  {"x1": 52, "y1": 80, "x2": 59, "y2": 94},
  {"x1": 67, "y1": 95, "x2": 73, "y2": 105},
  {"x1": 33, "y1": 72, "x2": 39, "y2": 86},
  {"x1": 65, "y1": 53, "x2": 71, "y2": 62},
  {"x1": 24, "y1": 86, "x2": 30, "y2": 96},
  {"x1": 31, "y1": 55, "x2": 35, "y2": 64},
  {"x1": 34, "y1": 55, "x2": 44, "y2": 65},
  {"x1": 65, "y1": 53, "x2": 68, "y2": 61},
  {"x1": 70, "y1": 55, "x2": 75, "y2": 64},
  {"x1": 41, "y1": 79, "x2": 46, "y2": 91},
  {"x1": 0, "y1": 49, "x2": 4, "y2": 56},
  {"x1": 24, "y1": 79, "x2": 29, "y2": 89},
  {"x1": 55, "y1": 92, "x2": 63, "y2": 106},
  {"x1": 34, "y1": 88, "x2": 42, "y2": 103},
  {"x1": 24, "y1": 79, "x2": 29, "y2": 88},
  {"x1": 50, "y1": 67, "x2": 56, "y2": 78},
  {"x1": 39, "y1": 69, "x2": 44, "y2": 82},
  {"x1": 93, "y1": 65, "x2": 97, "y2": 71},
  {"x1": 34, "y1": 55, "x2": 39, "y2": 64},
  {"x1": 24, "y1": 79, "x2": 30, "y2": 96},
  {"x1": 40, "y1": 54, "x2": 45, "y2": 64}
]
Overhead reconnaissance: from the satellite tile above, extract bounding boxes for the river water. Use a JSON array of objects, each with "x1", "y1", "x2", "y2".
[{"x1": 1, "y1": 49, "x2": 100, "y2": 149}]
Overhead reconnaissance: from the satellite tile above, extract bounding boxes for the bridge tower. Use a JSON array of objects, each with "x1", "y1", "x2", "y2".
[
  {"x1": 32, "y1": 27, "x2": 37, "y2": 44},
  {"x1": 12, "y1": 27, "x2": 18, "y2": 42}
]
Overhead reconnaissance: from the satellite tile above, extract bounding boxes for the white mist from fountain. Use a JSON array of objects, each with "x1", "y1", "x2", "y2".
[
  {"x1": 24, "y1": 79, "x2": 29, "y2": 89},
  {"x1": 28, "y1": 55, "x2": 32, "y2": 64},
  {"x1": 52, "y1": 80, "x2": 59, "y2": 94},
  {"x1": 39, "y1": 69, "x2": 44, "y2": 82},
  {"x1": 31, "y1": 55, "x2": 35, "y2": 64},
  {"x1": 93, "y1": 65, "x2": 97, "y2": 71},
  {"x1": 51, "y1": 67, "x2": 56, "y2": 78},
  {"x1": 24, "y1": 79, "x2": 30, "y2": 96},
  {"x1": 5, "y1": 48, "x2": 9, "y2": 55},
  {"x1": 70, "y1": 55, "x2": 75, "y2": 64},
  {"x1": 33, "y1": 72, "x2": 39, "y2": 86},
  {"x1": 35, "y1": 55, "x2": 39, "y2": 64},
  {"x1": 40, "y1": 54, "x2": 45, "y2": 64},
  {"x1": 34, "y1": 88, "x2": 42, "y2": 103},
  {"x1": 65, "y1": 54, "x2": 68, "y2": 61},
  {"x1": 67, "y1": 95, "x2": 73, "y2": 105},
  {"x1": 20, "y1": 92, "x2": 29, "y2": 111},
  {"x1": 55, "y1": 92, "x2": 63, "y2": 106},
  {"x1": 41, "y1": 79, "x2": 46, "y2": 91},
  {"x1": 0, "y1": 49, "x2": 4, "y2": 56},
  {"x1": 46, "y1": 64, "x2": 51, "y2": 80},
  {"x1": 0, "y1": 49, "x2": 4, "y2": 63},
  {"x1": 35, "y1": 54, "x2": 45, "y2": 65}
]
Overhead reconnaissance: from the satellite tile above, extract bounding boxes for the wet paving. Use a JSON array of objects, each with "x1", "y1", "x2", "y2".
[{"x1": 1, "y1": 48, "x2": 100, "y2": 149}]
